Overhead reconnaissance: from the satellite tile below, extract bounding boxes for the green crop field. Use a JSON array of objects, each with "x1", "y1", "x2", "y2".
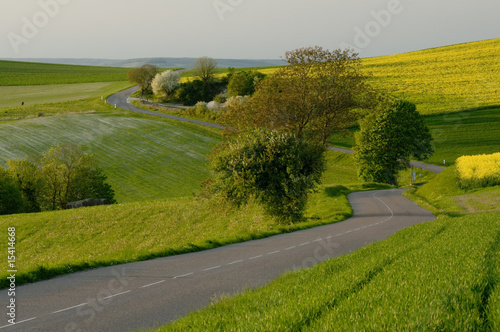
[
  {"x1": 0, "y1": 81, "x2": 131, "y2": 108},
  {"x1": 0, "y1": 112, "x2": 221, "y2": 203},
  {"x1": 0, "y1": 60, "x2": 132, "y2": 108},
  {"x1": 157, "y1": 211, "x2": 500, "y2": 331},
  {"x1": 0, "y1": 60, "x2": 130, "y2": 86}
]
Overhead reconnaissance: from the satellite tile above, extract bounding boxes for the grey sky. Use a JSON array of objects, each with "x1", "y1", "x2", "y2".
[{"x1": 1, "y1": 0, "x2": 499, "y2": 60}]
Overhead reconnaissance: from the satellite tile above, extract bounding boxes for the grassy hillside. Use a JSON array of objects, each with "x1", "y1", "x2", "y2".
[
  {"x1": 0, "y1": 151, "x2": 365, "y2": 288},
  {"x1": 0, "y1": 60, "x2": 130, "y2": 86},
  {"x1": 329, "y1": 107, "x2": 500, "y2": 165},
  {"x1": 405, "y1": 165, "x2": 500, "y2": 216},
  {"x1": 151, "y1": 168, "x2": 500, "y2": 331},
  {"x1": 0, "y1": 112, "x2": 221, "y2": 203},
  {"x1": 158, "y1": 211, "x2": 500, "y2": 331},
  {"x1": 0, "y1": 60, "x2": 132, "y2": 108}
]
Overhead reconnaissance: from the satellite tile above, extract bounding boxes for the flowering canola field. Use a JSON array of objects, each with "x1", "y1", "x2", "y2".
[{"x1": 456, "y1": 152, "x2": 500, "y2": 188}]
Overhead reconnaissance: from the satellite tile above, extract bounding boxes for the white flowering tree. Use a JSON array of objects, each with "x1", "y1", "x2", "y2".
[{"x1": 152, "y1": 70, "x2": 181, "y2": 99}]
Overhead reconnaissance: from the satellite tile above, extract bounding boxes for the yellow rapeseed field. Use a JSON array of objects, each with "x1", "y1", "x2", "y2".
[
  {"x1": 255, "y1": 39, "x2": 500, "y2": 115},
  {"x1": 456, "y1": 152, "x2": 500, "y2": 188}
]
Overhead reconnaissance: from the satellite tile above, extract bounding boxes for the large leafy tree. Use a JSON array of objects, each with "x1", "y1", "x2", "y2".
[
  {"x1": 192, "y1": 56, "x2": 218, "y2": 83},
  {"x1": 355, "y1": 100, "x2": 434, "y2": 185},
  {"x1": 0, "y1": 168, "x2": 24, "y2": 215},
  {"x1": 38, "y1": 144, "x2": 115, "y2": 210},
  {"x1": 127, "y1": 64, "x2": 159, "y2": 96},
  {"x1": 209, "y1": 129, "x2": 326, "y2": 224},
  {"x1": 224, "y1": 46, "x2": 370, "y2": 145},
  {"x1": 7, "y1": 158, "x2": 43, "y2": 213}
]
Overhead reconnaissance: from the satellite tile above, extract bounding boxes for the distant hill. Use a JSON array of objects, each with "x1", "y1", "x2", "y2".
[{"x1": 0, "y1": 57, "x2": 285, "y2": 69}]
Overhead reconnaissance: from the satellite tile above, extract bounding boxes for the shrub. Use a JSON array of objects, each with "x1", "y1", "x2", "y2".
[
  {"x1": 227, "y1": 70, "x2": 266, "y2": 97},
  {"x1": 176, "y1": 79, "x2": 226, "y2": 106},
  {"x1": 181, "y1": 102, "x2": 220, "y2": 122},
  {"x1": 151, "y1": 70, "x2": 181, "y2": 99},
  {"x1": 225, "y1": 95, "x2": 248, "y2": 108},
  {"x1": 209, "y1": 129, "x2": 326, "y2": 224}
]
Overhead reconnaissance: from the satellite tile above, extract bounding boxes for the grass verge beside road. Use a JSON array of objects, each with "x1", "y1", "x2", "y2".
[
  {"x1": 404, "y1": 165, "x2": 500, "y2": 216},
  {"x1": 151, "y1": 167, "x2": 500, "y2": 331},
  {"x1": 0, "y1": 151, "x2": 369, "y2": 288},
  {"x1": 156, "y1": 211, "x2": 500, "y2": 331}
]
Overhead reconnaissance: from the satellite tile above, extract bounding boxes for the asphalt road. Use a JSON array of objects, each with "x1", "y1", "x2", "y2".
[
  {"x1": 106, "y1": 86, "x2": 224, "y2": 129},
  {"x1": 1, "y1": 189, "x2": 435, "y2": 331}
]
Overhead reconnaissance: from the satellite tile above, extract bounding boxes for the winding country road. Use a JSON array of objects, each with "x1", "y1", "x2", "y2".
[
  {"x1": 0, "y1": 89, "x2": 441, "y2": 331},
  {"x1": 107, "y1": 87, "x2": 445, "y2": 174},
  {"x1": 106, "y1": 86, "x2": 224, "y2": 129},
  {"x1": 2, "y1": 189, "x2": 435, "y2": 331}
]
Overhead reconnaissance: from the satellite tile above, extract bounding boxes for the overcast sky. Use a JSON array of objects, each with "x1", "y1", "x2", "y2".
[{"x1": 1, "y1": 0, "x2": 499, "y2": 60}]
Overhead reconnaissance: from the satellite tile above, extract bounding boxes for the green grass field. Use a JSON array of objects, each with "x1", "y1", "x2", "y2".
[
  {"x1": 0, "y1": 112, "x2": 221, "y2": 203},
  {"x1": 0, "y1": 60, "x2": 130, "y2": 86},
  {"x1": 329, "y1": 107, "x2": 500, "y2": 166},
  {"x1": 157, "y1": 211, "x2": 500, "y2": 331},
  {"x1": 0, "y1": 60, "x2": 132, "y2": 109},
  {"x1": 151, "y1": 170, "x2": 500, "y2": 331},
  {"x1": 0, "y1": 151, "x2": 367, "y2": 288},
  {"x1": 0, "y1": 81, "x2": 131, "y2": 108}
]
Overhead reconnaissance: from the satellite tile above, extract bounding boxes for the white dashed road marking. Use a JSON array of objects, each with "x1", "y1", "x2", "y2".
[
  {"x1": 10, "y1": 193, "x2": 397, "y2": 330},
  {"x1": 174, "y1": 272, "x2": 194, "y2": 279},
  {"x1": 141, "y1": 280, "x2": 166, "y2": 288},
  {"x1": 101, "y1": 290, "x2": 131, "y2": 301},
  {"x1": 52, "y1": 303, "x2": 87, "y2": 314},
  {"x1": 203, "y1": 266, "x2": 221, "y2": 272}
]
